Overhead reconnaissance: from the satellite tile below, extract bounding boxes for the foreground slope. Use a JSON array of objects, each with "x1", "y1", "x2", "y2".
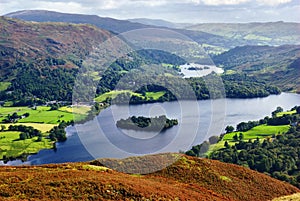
[{"x1": 0, "y1": 154, "x2": 298, "y2": 201}]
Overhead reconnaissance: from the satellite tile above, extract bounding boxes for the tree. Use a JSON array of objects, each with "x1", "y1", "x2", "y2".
[
  {"x1": 186, "y1": 150, "x2": 196, "y2": 157},
  {"x1": 272, "y1": 106, "x2": 283, "y2": 117},
  {"x1": 233, "y1": 134, "x2": 239, "y2": 141},
  {"x1": 296, "y1": 106, "x2": 300, "y2": 114},
  {"x1": 0, "y1": 125, "x2": 5, "y2": 131},
  {"x1": 225, "y1": 125, "x2": 234, "y2": 133},
  {"x1": 224, "y1": 141, "x2": 230, "y2": 149},
  {"x1": 239, "y1": 133, "x2": 244, "y2": 141},
  {"x1": 36, "y1": 136, "x2": 42, "y2": 142},
  {"x1": 19, "y1": 133, "x2": 26, "y2": 140}
]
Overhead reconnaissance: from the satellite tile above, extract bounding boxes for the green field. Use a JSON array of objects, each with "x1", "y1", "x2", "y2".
[
  {"x1": 0, "y1": 106, "x2": 89, "y2": 124},
  {"x1": 59, "y1": 105, "x2": 91, "y2": 115},
  {"x1": 0, "y1": 123, "x2": 55, "y2": 133},
  {"x1": 222, "y1": 125, "x2": 290, "y2": 141},
  {"x1": 225, "y1": 70, "x2": 237, "y2": 75},
  {"x1": 0, "y1": 82, "x2": 10, "y2": 91},
  {"x1": 276, "y1": 110, "x2": 296, "y2": 117},
  {"x1": 207, "y1": 124, "x2": 290, "y2": 156},
  {"x1": 95, "y1": 90, "x2": 143, "y2": 102},
  {"x1": 95, "y1": 90, "x2": 165, "y2": 102},
  {"x1": 145, "y1": 91, "x2": 165, "y2": 100},
  {"x1": 0, "y1": 131, "x2": 53, "y2": 160},
  {"x1": 0, "y1": 105, "x2": 91, "y2": 160}
]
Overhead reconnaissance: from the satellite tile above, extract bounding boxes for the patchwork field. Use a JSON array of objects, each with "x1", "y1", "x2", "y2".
[
  {"x1": 0, "y1": 105, "x2": 90, "y2": 160},
  {"x1": 0, "y1": 106, "x2": 89, "y2": 124}
]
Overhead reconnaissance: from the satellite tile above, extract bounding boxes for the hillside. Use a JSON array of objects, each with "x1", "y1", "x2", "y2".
[
  {"x1": 187, "y1": 22, "x2": 300, "y2": 46},
  {"x1": 0, "y1": 16, "x2": 282, "y2": 106},
  {"x1": 0, "y1": 16, "x2": 111, "y2": 73},
  {"x1": 186, "y1": 107, "x2": 300, "y2": 188},
  {"x1": 4, "y1": 10, "x2": 245, "y2": 54},
  {"x1": 127, "y1": 18, "x2": 178, "y2": 28},
  {"x1": 0, "y1": 16, "x2": 116, "y2": 103},
  {"x1": 0, "y1": 154, "x2": 298, "y2": 200},
  {"x1": 6, "y1": 10, "x2": 149, "y2": 34},
  {"x1": 212, "y1": 45, "x2": 300, "y2": 92}
]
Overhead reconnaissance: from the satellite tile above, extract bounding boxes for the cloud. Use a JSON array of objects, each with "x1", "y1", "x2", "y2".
[
  {"x1": 197, "y1": 0, "x2": 293, "y2": 5},
  {"x1": 0, "y1": 0, "x2": 298, "y2": 23},
  {"x1": 201, "y1": 0, "x2": 250, "y2": 5},
  {"x1": 256, "y1": 0, "x2": 293, "y2": 6}
]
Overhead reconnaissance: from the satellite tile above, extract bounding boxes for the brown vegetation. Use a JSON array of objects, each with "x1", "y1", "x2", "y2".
[
  {"x1": 0, "y1": 16, "x2": 111, "y2": 77},
  {"x1": 0, "y1": 154, "x2": 298, "y2": 201}
]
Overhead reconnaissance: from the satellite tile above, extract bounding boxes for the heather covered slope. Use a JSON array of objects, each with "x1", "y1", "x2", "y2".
[
  {"x1": 0, "y1": 16, "x2": 116, "y2": 102},
  {"x1": 0, "y1": 16, "x2": 111, "y2": 79},
  {"x1": 0, "y1": 154, "x2": 298, "y2": 201}
]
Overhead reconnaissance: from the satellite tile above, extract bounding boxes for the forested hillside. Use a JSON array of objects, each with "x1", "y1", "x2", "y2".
[
  {"x1": 187, "y1": 107, "x2": 300, "y2": 188},
  {"x1": 0, "y1": 17, "x2": 281, "y2": 106},
  {"x1": 213, "y1": 45, "x2": 300, "y2": 92}
]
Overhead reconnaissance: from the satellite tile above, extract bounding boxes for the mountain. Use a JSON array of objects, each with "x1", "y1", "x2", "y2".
[
  {"x1": 4, "y1": 10, "x2": 246, "y2": 54},
  {"x1": 128, "y1": 18, "x2": 177, "y2": 28},
  {"x1": 0, "y1": 16, "x2": 114, "y2": 102},
  {"x1": 5, "y1": 10, "x2": 150, "y2": 34},
  {"x1": 187, "y1": 22, "x2": 300, "y2": 46},
  {"x1": 0, "y1": 154, "x2": 298, "y2": 200},
  {"x1": 128, "y1": 18, "x2": 193, "y2": 29},
  {"x1": 0, "y1": 16, "x2": 281, "y2": 106},
  {"x1": 212, "y1": 45, "x2": 300, "y2": 92}
]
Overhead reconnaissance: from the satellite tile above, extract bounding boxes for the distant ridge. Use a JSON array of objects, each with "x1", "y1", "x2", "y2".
[
  {"x1": 3, "y1": 10, "x2": 248, "y2": 53},
  {"x1": 128, "y1": 18, "x2": 177, "y2": 28},
  {"x1": 5, "y1": 10, "x2": 150, "y2": 33},
  {"x1": 187, "y1": 22, "x2": 300, "y2": 46}
]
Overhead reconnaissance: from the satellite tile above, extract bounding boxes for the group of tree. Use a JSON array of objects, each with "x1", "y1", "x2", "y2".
[
  {"x1": 210, "y1": 124, "x2": 300, "y2": 188},
  {"x1": 49, "y1": 121, "x2": 70, "y2": 142},
  {"x1": 8, "y1": 125, "x2": 42, "y2": 141},
  {"x1": 2, "y1": 112, "x2": 29, "y2": 123},
  {"x1": 116, "y1": 115, "x2": 178, "y2": 132}
]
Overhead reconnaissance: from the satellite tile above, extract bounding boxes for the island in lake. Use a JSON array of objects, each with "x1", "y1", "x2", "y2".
[{"x1": 116, "y1": 115, "x2": 178, "y2": 132}]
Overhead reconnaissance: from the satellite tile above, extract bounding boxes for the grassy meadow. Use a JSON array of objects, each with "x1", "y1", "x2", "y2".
[
  {"x1": 207, "y1": 124, "x2": 290, "y2": 156},
  {"x1": 0, "y1": 105, "x2": 90, "y2": 160},
  {"x1": 95, "y1": 90, "x2": 165, "y2": 102},
  {"x1": 0, "y1": 131, "x2": 53, "y2": 160}
]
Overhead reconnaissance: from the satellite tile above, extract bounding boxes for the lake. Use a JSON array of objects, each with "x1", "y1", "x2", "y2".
[
  {"x1": 4, "y1": 92, "x2": 300, "y2": 165},
  {"x1": 180, "y1": 63, "x2": 224, "y2": 78}
]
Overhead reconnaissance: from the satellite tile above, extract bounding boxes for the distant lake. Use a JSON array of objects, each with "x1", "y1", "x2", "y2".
[
  {"x1": 180, "y1": 63, "x2": 224, "y2": 78},
  {"x1": 4, "y1": 92, "x2": 300, "y2": 165}
]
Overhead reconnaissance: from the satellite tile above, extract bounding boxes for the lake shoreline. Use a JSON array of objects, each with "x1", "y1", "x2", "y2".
[{"x1": 1, "y1": 92, "x2": 299, "y2": 165}]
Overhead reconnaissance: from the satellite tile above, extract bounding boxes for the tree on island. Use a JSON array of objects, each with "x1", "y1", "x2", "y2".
[
  {"x1": 225, "y1": 125, "x2": 234, "y2": 133},
  {"x1": 116, "y1": 115, "x2": 178, "y2": 132}
]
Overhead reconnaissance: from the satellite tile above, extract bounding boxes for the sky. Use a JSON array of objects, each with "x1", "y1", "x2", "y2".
[{"x1": 0, "y1": 0, "x2": 299, "y2": 23}]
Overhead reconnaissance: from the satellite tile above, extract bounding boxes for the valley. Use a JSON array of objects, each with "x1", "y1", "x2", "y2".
[{"x1": 0, "y1": 6, "x2": 299, "y2": 201}]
